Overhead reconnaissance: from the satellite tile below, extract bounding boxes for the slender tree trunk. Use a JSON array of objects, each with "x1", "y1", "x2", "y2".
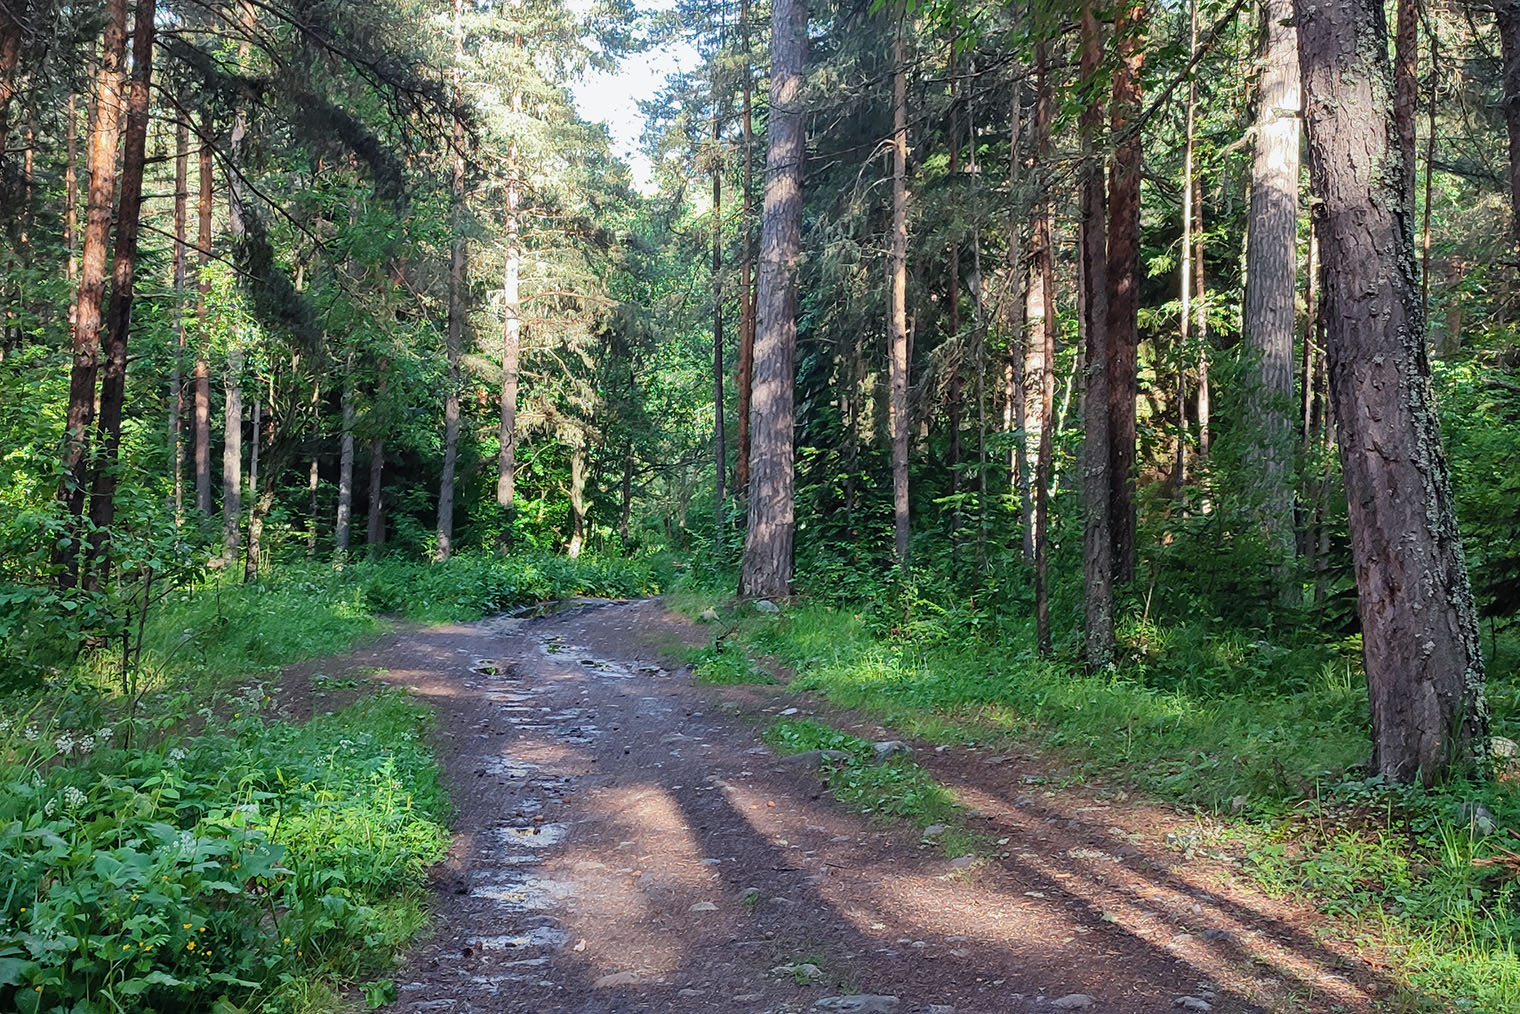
[
  {"x1": 711, "y1": 82, "x2": 727, "y2": 524},
  {"x1": 1106, "y1": 0, "x2": 1145, "y2": 585},
  {"x1": 65, "y1": 94, "x2": 78, "y2": 323},
  {"x1": 366, "y1": 436, "x2": 385, "y2": 554},
  {"x1": 87, "y1": 0, "x2": 157, "y2": 578},
  {"x1": 1007, "y1": 77, "x2": 1034, "y2": 564},
  {"x1": 243, "y1": 396, "x2": 261, "y2": 581},
  {"x1": 222, "y1": 351, "x2": 243, "y2": 567},
  {"x1": 436, "y1": 0, "x2": 466, "y2": 561},
  {"x1": 1421, "y1": 16, "x2": 1438, "y2": 322},
  {"x1": 498, "y1": 89, "x2": 522, "y2": 513},
  {"x1": 307, "y1": 456, "x2": 319, "y2": 555},
  {"x1": 1079, "y1": 0, "x2": 1114, "y2": 667},
  {"x1": 1500, "y1": 2, "x2": 1520, "y2": 248},
  {"x1": 171, "y1": 119, "x2": 188, "y2": 524},
  {"x1": 620, "y1": 437, "x2": 634, "y2": 543},
  {"x1": 1300, "y1": 227, "x2": 1319, "y2": 453},
  {"x1": 567, "y1": 439, "x2": 587, "y2": 559},
  {"x1": 736, "y1": 0, "x2": 757, "y2": 492},
  {"x1": 1175, "y1": 0, "x2": 1200, "y2": 497},
  {"x1": 888, "y1": 9, "x2": 911, "y2": 571},
  {"x1": 1194, "y1": 182, "x2": 1210, "y2": 467},
  {"x1": 738, "y1": 0, "x2": 806, "y2": 598},
  {"x1": 1242, "y1": 0, "x2": 1301, "y2": 577},
  {"x1": 336, "y1": 353, "x2": 355, "y2": 553},
  {"x1": 1395, "y1": 0, "x2": 1418, "y2": 218},
  {"x1": 1295, "y1": 0, "x2": 1487, "y2": 783},
  {"x1": 947, "y1": 46, "x2": 962, "y2": 554},
  {"x1": 1033, "y1": 41, "x2": 1057, "y2": 658},
  {"x1": 193, "y1": 117, "x2": 213, "y2": 516},
  {"x1": 58, "y1": 0, "x2": 126, "y2": 567}
]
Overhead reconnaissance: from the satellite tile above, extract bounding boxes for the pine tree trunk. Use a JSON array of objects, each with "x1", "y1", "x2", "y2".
[
  {"x1": 1079, "y1": 0, "x2": 1114, "y2": 667},
  {"x1": 87, "y1": 0, "x2": 157, "y2": 578},
  {"x1": 1498, "y1": 2, "x2": 1520, "y2": 248},
  {"x1": 336, "y1": 353, "x2": 355, "y2": 553},
  {"x1": 222, "y1": 351, "x2": 243, "y2": 568},
  {"x1": 711, "y1": 89, "x2": 727, "y2": 524},
  {"x1": 194, "y1": 115, "x2": 213, "y2": 516},
  {"x1": 1295, "y1": 0, "x2": 1487, "y2": 784},
  {"x1": 58, "y1": 0, "x2": 126, "y2": 572},
  {"x1": 1175, "y1": 0, "x2": 1199, "y2": 499},
  {"x1": 0, "y1": 0, "x2": 25, "y2": 166},
  {"x1": 436, "y1": 0, "x2": 466, "y2": 561},
  {"x1": 307, "y1": 457, "x2": 319, "y2": 555},
  {"x1": 244, "y1": 397, "x2": 261, "y2": 582},
  {"x1": 65, "y1": 94, "x2": 78, "y2": 320},
  {"x1": 620, "y1": 438, "x2": 634, "y2": 543},
  {"x1": 1395, "y1": 0, "x2": 1418, "y2": 217},
  {"x1": 1033, "y1": 41, "x2": 1057, "y2": 659},
  {"x1": 888, "y1": 10, "x2": 911, "y2": 571},
  {"x1": 1242, "y1": 0, "x2": 1301, "y2": 575},
  {"x1": 498, "y1": 90, "x2": 522, "y2": 513},
  {"x1": 171, "y1": 118, "x2": 188, "y2": 524},
  {"x1": 366, "y1": 437, "x2": 385, "y2": 554},
  {"x1": 736, "y1": 0, "x2": 757, "y2": 493},
  {"x1": 738, "y1": 0, "x2": 806, "y2": 598},
  {"x1": 567, "y1": 440, "x2": 587, "y2": 559},
  {"x1": 947, "y1": 47, "x2": 962, "y2": 555},
  {"x1": 1106, "y1": 0, "x2": 1144, "y2": 585},
  {"x1": 1194, "y1": 182, "x2": 1210, "y2": 466},
  {"x1": 1006, "y1": 76, "x2": 1034, "y2": 564}
]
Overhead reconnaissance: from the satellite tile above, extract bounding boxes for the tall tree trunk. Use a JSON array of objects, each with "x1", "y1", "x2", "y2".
[
  {"x1": 1395, "y1": 0, "x2": 1418, "y2": 218},
  {"x1": 307, "y1": 456, "x2": 319, "y2": 555},
  {"x1": 1106, "y1": 0, "x2": 1145, "y2": 585},
  {"x1": 1499, "y1": 2, "x2": 1520, "y2": 247},
  {"x1": 498, "y1": 88, "x2": 522, "y2": 513},
  {"x1": 736, "y1": 0, "x2": 757, "y2": 492},
  {"x1": 1033, "y1": 41, "x2": 1057, "y2": 658},
  {"x1": 1007, "y1": 76, "x2": 1034, "y2": 564},
  {"x1": 1421, "y1": 16, "x2": 1438, "y2": 322},
  {"x1": 1295, "y1": 0, "x2": 1487, "y2": 783},
  {"x1": 436, "y1": 0, "x2": 466, "y2": 561},
  {"x1": 336, "y1": 352, "x2": 355, "y2": 553},
  {"x1": 619, "y1": 437, "x2": 634, "y2": 543},
  {"x1": 1079, "y1": 0, "x2": 1114, "y2": 667},
  {"x1": 65, "y1": 94, "x2": 78, "y2": 323},
  {"x1": 222, "y1": 352, "x2": 243, "y2": 567},
  {"x1": 0, "y1": 0, "x2": 26, "y2": 167},
  {"x1": 58, "y1": 0, "x2": 126, "y2": 569},
  {"x1": 367, "y1": 437, "x2": 385, "y2": 554},
  {"x1": 947, "y1": 45, "x2": 962, "y2": 555},
  {"x1": 1242, "y1": 0, "x2": 1301, "y2": 577},
  {"x1": 193, "y1": 116, "x2": 213, "y2": 516},
  {"x1": 1175, "y1": 0, "x2": 1199, "y2": 498},
  {"x1": 888, "y1": 9, "x2": 911, "y2": 571},
  {"x1": 243, "y1": 396, "x2": 261, "y2": 581},
  {"x1": 738, "y1": 0, "x2": 806, "y2": 598},
  {"x1": 1194, "y1": 181, "x2": 1210, "y2": 465},
  {"x1": 711, "y1": 82, "x2": 727, "y2": 524},
  {"x1": 171, "y1": 119, "x2": 188, "y2": 524},
  {"x1": 87, "y1": 0, "x2": 157, "y2": 578}
]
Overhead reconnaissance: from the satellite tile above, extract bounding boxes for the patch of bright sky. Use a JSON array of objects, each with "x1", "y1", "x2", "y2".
[{"x1": 568, "y1": 0, "x2": 699, "y2": 194}]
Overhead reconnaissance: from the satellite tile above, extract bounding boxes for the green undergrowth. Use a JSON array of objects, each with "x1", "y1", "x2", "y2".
[
  {"x1": 763, "y1": 718, "x2": 975, "y2": 856},
  {"x1": 0, "y1": 688, "x2": 449, "y2": 1014},
  {"x1": 689, "y1": 640, "x2": 777, "y2": 685},
  {"x1": 676, "y1": 586, "x2": 1520, "y2": 1012}
]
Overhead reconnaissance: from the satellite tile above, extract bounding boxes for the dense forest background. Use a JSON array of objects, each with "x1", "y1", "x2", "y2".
[{"x1": 3, "y1": 0, "x2": 1520, "y2": 1009}]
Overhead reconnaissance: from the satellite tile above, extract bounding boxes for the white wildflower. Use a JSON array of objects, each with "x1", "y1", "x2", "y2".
[
  {"x1": 43, "y1": 799, "x2": 56, "y2": 818},
  {"x1": 78, "y1": 736, "x2": 95, "y2": 755},
  {"x1": 167, "y1": 747, "x2": 188, "y2": 763},
  {"x1": 53, "y1": 735, "x2": 74, "y2": 755},
  {"x1": 95, "y1": 726, "x2": 113, "y2": 742},
  {"x1": 23, "y1": 725, "x2": 39, "y2": 742},
  {"x1": 62, "y1": 786, "x2": 86, "y2": 810}
]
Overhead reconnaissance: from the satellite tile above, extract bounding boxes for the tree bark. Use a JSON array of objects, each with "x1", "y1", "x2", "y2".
[
  {"x1": 222, "y1": 351, "x2": 243, "y2": 567},
  {"x1": 1242, "y1": 0, "x2": 1301, "y2": 577},
  {"x1": 87, "y1": 0, "x2": 157, "y2": 577},
  {"x1": 1394, "y1": 0, "x2": 1418, "y2": 218},
  {"x1": 58, "y1": 0, "x2": 126, "y2": 566},
  {"x1": 736, "y1": 0, "x2": 757, "y2": 492},
  {"x1": 65, "y1": 94, "x2": 78, "y2": 321},
  {"x1": 1079, "y1": 0, "x2": 1114, "y2": 667},
  {"x1": 1033, "y1": 41, "x2": 1057, "y2": 659},
  {"x1": 194, "y1": 116, "x2": 213, "y2": 516},
  {"x1": 1175, "y1": 0, "x2": 1199, "y2": 498},
  {"x1": 171, "y1": 118, "x2": 189, "y2": 524},
  {"x1": 1106, "y1": 0, "x2": 1145, "y2": 585},
  {"x1": 1295, "y1": 0, "x2": 1487, "y2": 783},
  {"x1": 366, "y1": 436, "x2": 385, "y2": 554},
  {"x1": 436, "y1": 0, "x2": 466, "y2": 561},
  {"x1": 738, "y1": 0, "x2": 806, "y2": 598},
  {"x1": 336, "y1": 352, "x2": 355, "y2": 553},
  {"x1": 498, "y1": 88, "x2": 522, "y2": 513},
  {"x1": 0, "y1": 0, "x2": 26, "y2": 169},
  {"x1": 711, "y1": 80, "x2": 727, "y2": 524},
  {"x1": 243, "y1": 397, "x2": 261, "y2": 581},
  {"x1": 1497, "y1": 2, "x2": 1520, "y2": 247},
  {"x1": 567, "y1": 438, "x2": 587, "y2": 559},
  {"x1": 888, "y1": 10, "x2": 911, "y2": 571}
]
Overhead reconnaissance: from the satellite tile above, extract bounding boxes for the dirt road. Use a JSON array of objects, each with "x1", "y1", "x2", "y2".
[{"x1": 293, "y1": 599, "x2": 1390, "y2": 1014}]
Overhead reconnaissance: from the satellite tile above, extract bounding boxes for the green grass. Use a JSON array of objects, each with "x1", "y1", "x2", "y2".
[
  {"x1": 672, "y1": 583, "x2": 1520, "y2": 1013},
  {"x1": 689, "y1": 640, "x2": 778, "y2": 685}
]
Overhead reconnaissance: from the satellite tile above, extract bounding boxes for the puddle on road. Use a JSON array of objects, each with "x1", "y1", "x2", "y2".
[
  {"x1": 474, "y1": 926, "x2": 570, "y2": 951},
  {"x1": 491, "y1": 822, "x2": 568, "y2": 849}
]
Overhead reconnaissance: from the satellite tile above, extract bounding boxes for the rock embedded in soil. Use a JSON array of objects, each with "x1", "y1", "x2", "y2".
[
  {"x1": 815, "y1": 996, "x2": 900, "y2": 1013},
  {"x1": 1050, "y1": 995, "x2": 1095, "y2": 1010},
  {"x1": 592, "y1": 971, "x2": 641, "y2": 987},
  {"x1": 753, "y1": 599, "x2": 781, "y2": 614},
  {"x1": 1174, "y1": 998, "x2": 1213, "y2": 1011},
  {"x1": 872, "y1": 740, "x2": 912, "y2": 762}
]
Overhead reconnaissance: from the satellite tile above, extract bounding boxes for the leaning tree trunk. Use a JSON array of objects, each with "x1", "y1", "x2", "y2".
[
  {"x1": 738, "y1": 0, "x2": 806, "y2": 598},
  {"x1": 1294, "y1": 0, "x2": 1487, "y2": 784},
  {"x1": 87, "y1": 0, "x2": 157, "y2": 579},
  {"x1": 1241, "y1": 0, "x2": 1301, "y2": 581},
  {"x1": 1106, "y1": 0, "x2": 1144, "y2": 586},
  {"x1": 1498, "y1": 1, "x2": 1520, "y2": 248},
  {"x1": 888, "y1": 9, "x2": 911, "y2": 572},
  {"x1": 58, "y1": 0, "x2": 126, "y2": 567},
  {"x1": 1079, "y1": 0, "x2": 1114, "y2": 668}
]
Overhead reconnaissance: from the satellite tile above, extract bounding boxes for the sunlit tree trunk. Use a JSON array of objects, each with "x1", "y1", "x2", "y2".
[
  {"x1": 58, "y1": 0, "x2": 125, "y2": 572},
  {"x1": 888, "y1": 8, "x2": 911, "y2": 571},
  {"x1": 65, "y1": 94, "x2": 78, "y2": 322},
  {"x1": 736, "y1": 0, "x2": 757, "y2": 492},
  {"x1": 1295, "y1": 0, "x2": 1487, "y2": 783},
  {"x1": 1242, "y1": 0, "x2": 1301, "y2": 579},
  {"x1": 738, "y1": 0, "x2": 806, "y2": 598},
  {"x1": 87, "y1": 0, "x2": 157, "y2": 578},
  {"x1": 1106, "y1": 0, "x2": 1144, "y2": 585},
  {"x1": 567, "y1": 439, "x2": 587, "y2": 559},
  {"x1": 1079, "y1": 0, "x2": 1114, "y2": 667},
  {"x1": 711, "y1": 73, "x2": 727, "y2": 525},
  {"x1": 171, "y1": 119, "x2": 189, "y2": 524},
  {"x1": 436, "y1": 0, "x2": 466, "y2": 561},
  {"x1": 307, "y1": 456, "x2": 319, "y2": 555},
  {"x1": 498, "y1": 87, "x2": 522, "y2": 514},
  {"x1": 1032, "y1": 41, "x2": 1057, "y2": 658},
  {"x1": 1175, "y1": 0, "x2": 1199, "y2": 498},
  {"x1": 193, "y1": 115, "x2": 213, "y2": 516}
]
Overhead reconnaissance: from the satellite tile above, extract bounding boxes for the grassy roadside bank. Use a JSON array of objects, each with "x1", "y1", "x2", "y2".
[
  {"x1": 673, "y1": 587, "x2": 1520, "y2": 1012},
  {"x1": 0, "y1": 552, "x2": 661, "y2": 1013}
]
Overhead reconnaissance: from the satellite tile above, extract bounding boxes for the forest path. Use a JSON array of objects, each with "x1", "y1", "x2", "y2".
[{"x1": 291, "y1": 599, "x2": 1389, "y2": 1014}]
